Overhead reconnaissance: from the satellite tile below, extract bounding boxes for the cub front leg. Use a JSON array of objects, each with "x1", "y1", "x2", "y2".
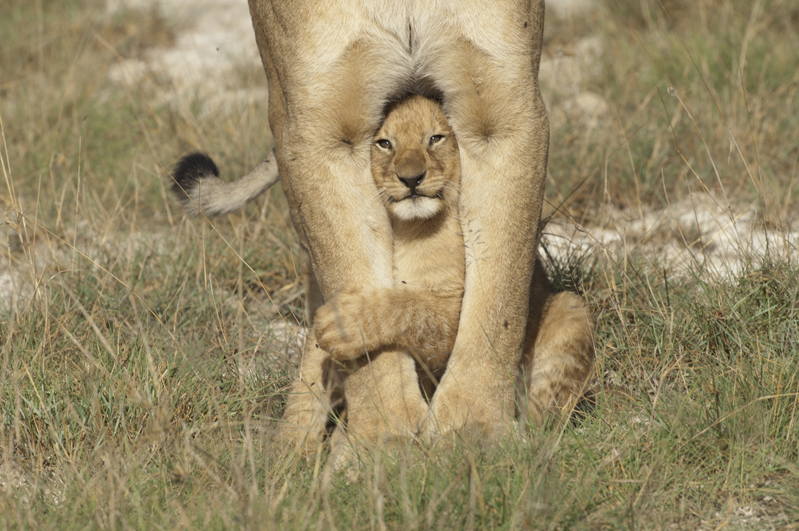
[
  {"x1": 337, "y1": 346, "x2": 429, "y2": 457},
  {"x1": 314, "y1": 287, "x2": 462, "y2": 368}
]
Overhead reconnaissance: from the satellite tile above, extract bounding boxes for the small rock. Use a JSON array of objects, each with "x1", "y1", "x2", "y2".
[
  {"x1": 540, "y1": 36, "x2": 604, "y2": 99},
  {"x1": 108, "y1": 59, "x2": 149, "y2": 86},
  {"x1": 546, "y1": 0, "x2": 597, "y2": 20},
  {"x1": 550, "y1": 91, "x2": 609, "y2": 129}
]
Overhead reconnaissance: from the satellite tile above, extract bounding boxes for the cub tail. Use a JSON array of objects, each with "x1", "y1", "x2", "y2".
[{"x1": 171, "y1": 150, "x2": 280, "y2": 217}]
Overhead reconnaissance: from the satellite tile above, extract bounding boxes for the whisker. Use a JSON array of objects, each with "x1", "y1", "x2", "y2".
[{"x1": 370, "y1": 187, "x2": 391, "y2": 204}]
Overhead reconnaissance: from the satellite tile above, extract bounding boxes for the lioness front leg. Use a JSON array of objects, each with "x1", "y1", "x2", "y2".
[
  {"x1": 420, "y1": 3, "x2": 550, "y2": 437},
  {"x1": 248, "y1": 5, "x2": 427, "y2": 445}
]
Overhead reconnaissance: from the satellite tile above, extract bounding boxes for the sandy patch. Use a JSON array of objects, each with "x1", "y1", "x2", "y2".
[
  {"x1": 107, "y1": 0, "x2": 264, "y2": 110},
  {"x1": 544, "y1": 192, "x2": 798, "y2": 279}
]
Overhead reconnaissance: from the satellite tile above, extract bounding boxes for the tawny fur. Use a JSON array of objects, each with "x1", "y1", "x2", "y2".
[
  {"x1": 284, "y1": 97, "x2": 594, "y2": 458},
  {"x1": 246, "y1": 0, "x2": 554, "y2": 447},
  {"x1": 177, "y1": 1, "x2": 573, "y2": 454}
]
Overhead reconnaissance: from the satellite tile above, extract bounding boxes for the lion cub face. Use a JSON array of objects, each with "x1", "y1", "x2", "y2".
[{"x1": 372, "y1": 95, "x2": 460, "y2": 221}]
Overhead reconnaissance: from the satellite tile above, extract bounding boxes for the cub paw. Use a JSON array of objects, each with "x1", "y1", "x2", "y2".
[{"x1": 313, "y1": 292, "x2": 378, "y2": 360}]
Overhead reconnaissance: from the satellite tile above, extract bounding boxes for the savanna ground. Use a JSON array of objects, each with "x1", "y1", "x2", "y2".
[{"x1": 1, "y1": 0, "x2": 798, "y2": 528}]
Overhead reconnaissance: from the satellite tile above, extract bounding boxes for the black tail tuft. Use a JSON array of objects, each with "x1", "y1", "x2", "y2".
[{"x1": 171, "y1": 152, "x2": 220, "y2": 200}]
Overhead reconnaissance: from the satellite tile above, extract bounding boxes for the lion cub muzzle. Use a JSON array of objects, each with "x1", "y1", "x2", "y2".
[{"x1": 397, "y1": 172, "x2": 426, "y2": 195}]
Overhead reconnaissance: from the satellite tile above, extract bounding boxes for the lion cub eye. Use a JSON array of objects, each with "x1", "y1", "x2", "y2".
[
  {"x1": 429, "y1": 134, "x2": 445, "y2": 146},
  {"x1": 376, "y1": 139, "x2": 392, "y2": 150}
]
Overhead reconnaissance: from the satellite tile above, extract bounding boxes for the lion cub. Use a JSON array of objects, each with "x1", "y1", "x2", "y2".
[
  {"x1": 314, "y1": 95, "x2": 464, "y2": 396},
  {"x1": 314, "y1": 95, "x2": 595, "y2": 423}
]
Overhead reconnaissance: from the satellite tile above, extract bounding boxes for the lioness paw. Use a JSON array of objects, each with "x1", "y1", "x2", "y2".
[{"x1": 313, "y1": 292, "x2": 380, "y2": 359}]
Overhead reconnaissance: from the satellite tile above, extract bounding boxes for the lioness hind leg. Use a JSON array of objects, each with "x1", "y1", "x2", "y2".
[
  {"x1": 278, "y1": 249, "x2": 332, "y2": 454},
  {"x1": 519, "y1": 289, "x2": 595, "y2": 426},
  {"x1": 278, "y1": 335, "x2": 337, "y2": 454}
]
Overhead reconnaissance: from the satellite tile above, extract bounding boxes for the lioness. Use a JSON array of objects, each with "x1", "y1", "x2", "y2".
[
  {"x1": 175, "y1": 0, "x2": 556, "y2": 443},
  {"x1": 304, "y1": 95, "x2": 594, "y2": 446}
]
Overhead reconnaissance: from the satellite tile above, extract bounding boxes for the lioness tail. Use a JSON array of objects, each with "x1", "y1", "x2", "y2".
[{"x1": 171, "y1": 150, "x2": 280, "y2": 217}]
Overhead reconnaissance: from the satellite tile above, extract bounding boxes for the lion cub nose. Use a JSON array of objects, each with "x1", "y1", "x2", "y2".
[{"x1": 399, "y1": 173, "x2": 425, "y2": 194}]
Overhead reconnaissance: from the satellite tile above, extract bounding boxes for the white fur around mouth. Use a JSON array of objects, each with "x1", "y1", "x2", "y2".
[{"x1": 390, "y1": 196, "x2": 442, "y2": 220}]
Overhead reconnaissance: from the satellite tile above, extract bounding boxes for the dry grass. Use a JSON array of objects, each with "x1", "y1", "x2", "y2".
[
  {"x1": 1, "y1": 0, "x2": 798, "y2": 528},
  {"x1": 544, "y1": 0, "x2": 799, "y2": 225}
]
